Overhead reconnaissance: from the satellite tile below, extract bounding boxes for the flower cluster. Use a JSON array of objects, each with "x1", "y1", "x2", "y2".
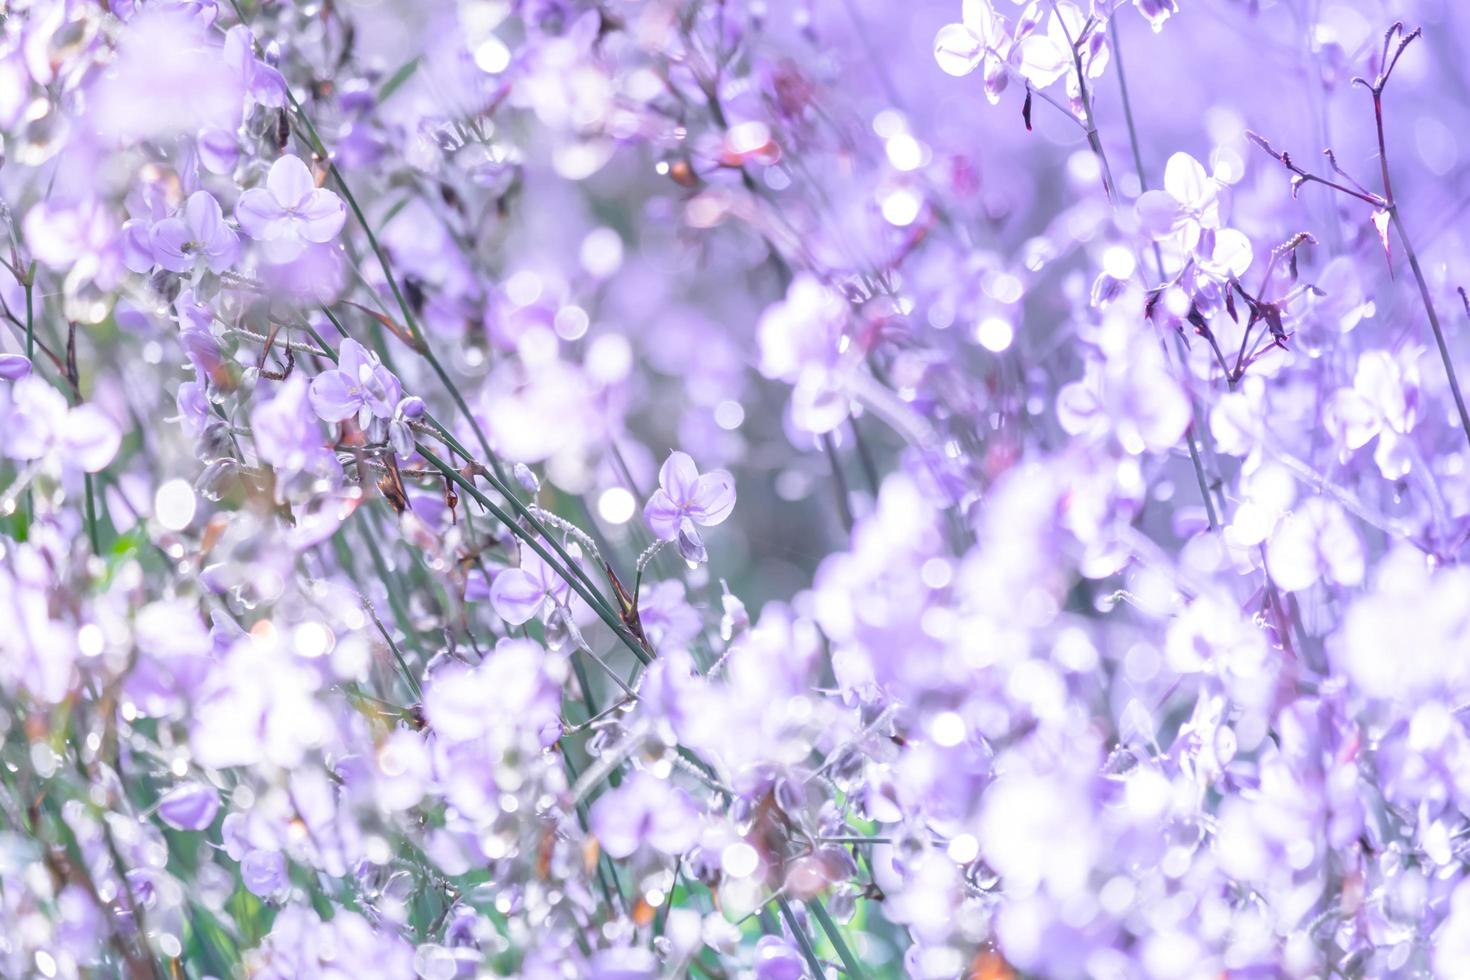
[{"x1": 3, "y1": 0, "x2": 1470, "y2": 977}]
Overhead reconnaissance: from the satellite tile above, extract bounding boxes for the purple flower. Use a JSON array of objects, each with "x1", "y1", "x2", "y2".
[
  {"x1": 643, "y1": 451, "x2": 736, "y2": 563},
  {"x1": 0, "y1": 354, "x2": 32, "y2": 381},
  {"x1": 1056, "y1": 345, "x2": 1190, "y2": 456},
  {"x1": 236, "y1": 155, "x2": 347, "y2": 261},
  {"x1": 1135, "y1": 0, "x2": 1180, "y2": 32},
  {"x1": 637, "y1": 580, "x2": 702, "y2": 649},
  {"x1": 753, "y1": 936, "x2": 806, "y2": 980},
  {"x1": 1265, "y1": 498, "x2": 1365, "y2": 593},
  {"x1": 241, "y1": 849, "x2": 288, "y2": 897},
  {"x1": 251, "y1": 374, "x2": 328, "y2": 487},
  {"x1": 307, "y1": 338, "x2": 403, "y2": 426},
  {"x1": 588, "y1": 947, "x2": 659, "y2": 979},
  {"x1": 588, "y1": 771, "x2": 701, "y2": 860},
  {"x1": 0, "y1": 377, "x2": 120, "y2": 473},
  {"x1": 489, "y1": 546, "x2": 573, "y2": 625},
  {"x1": 148, "y1": 191, "x2": 240, "y2": 274},
  {"x1": 221, "y1": 25, "x2": 288, "y2": 113},
  {"x1": 156, "y1": 782, "x2": 221, "y2": 831}
]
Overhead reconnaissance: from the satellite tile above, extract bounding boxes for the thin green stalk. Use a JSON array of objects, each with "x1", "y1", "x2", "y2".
[
  {"x1": 288, "y1": 94, "x2": 506, "y2": 480},
  {"x1": 776, "y1": 896, "x2": 828, "y2": 979},
  {"x1": 419, "y1": 420, "x2": 626, "y2": 635},
  {"x1": 83, "y1": 474, "x2": 101, "y2": 555},
  {"x1": 807, "y1": 898, "x2": 866, "y2": 979},
  {"x1": 417, "y1": 444, "x2": 651, "y2": 665},
  {"x1": 310, "y1": 310, "x2": 624, "y2": 662},
  {"x1": 22, "y1": 261, "x2": 35, "y2": 358},
  {"x1": 360, "y1": 526, "x2": 429, "y2": 697},
  {"x1": 367, "y1": 598, "x2": 424, "y2": 702}
]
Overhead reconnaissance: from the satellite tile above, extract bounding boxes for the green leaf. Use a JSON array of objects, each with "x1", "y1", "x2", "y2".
[{"x1": 377, "y1": 57, "x2": 421, "y2": 104}]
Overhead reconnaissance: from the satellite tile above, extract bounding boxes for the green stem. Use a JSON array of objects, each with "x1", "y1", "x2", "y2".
[
  {"x1": 23, "y1": 262, "x2": 35, "y2": 359},
  {"x1": 417, "y1": 444, "x2": 651, "y2": 665},
  {"x1": 83, "y1": 474, "x2": 101, "y2": 555},
  {"x1": 808, "y1": 898, "x2": 866, "y2": 979},
  {"x1": 288, "y1": 94, "x2": 507, "y2": 480},
  {"x1": 776, "y1": 896, "x2": 827, "y2": 979}
]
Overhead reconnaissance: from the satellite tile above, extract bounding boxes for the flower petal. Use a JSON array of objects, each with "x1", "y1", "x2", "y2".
[
  {"x1": 149, "y1": 218, "x2": 195, "y2": 272},
  {"x1": 1017, "y1": 35, "x2": 1069, "y2": 88},
  {"x1": 490, "y1": 567, "x2": 545, "y2": 625},
  {"x1": 934, "y1": 23, "x2": 984, "y2": 77},
  {"x1": 266, "y1": 155, "x2": 317, "y2": 210},
  {"x1": 235, "y1": 188, "x2": 283, "y2": 240},
  {"x1": 184, "y1": 191, "x2": 224, "y2": 242},
  {"x1": 157, "y1": 782, "x2": 221, "y2": 831},
  {"x1": 307, "y1": 370, "x2": 361, "y2": 422},
  {"x1": 658, "y1": 451, "x2": 700, "y2": 503},
  {"x1": 62, "y1": 405, "x2": 121, "y2": 472},
  {"x1": 688, "y1": 470, "x2": 736, "y2": 527},
  {"x1": 296, "y1": 188, "x2": 347, "y2": 243},
  {"x1": 643, "y1": 488, "x2": 682, "y2": 541}
]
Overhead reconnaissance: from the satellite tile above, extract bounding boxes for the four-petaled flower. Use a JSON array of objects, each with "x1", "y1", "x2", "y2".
[
  {"x1": 643, "y1": 451, "x2": 736, "y2": 563},
  {"x1": 307, "y1": 338, "x2": 403, "y2": 428},
  {"x1": 933, "y1": 0, "x2": 1010, "y2": 102},
  {"x1": 1014, "y1": 1, "x2": 1109, "y2": 96},
  {"x1": 236, "y1": 155, "x2": 347, "y2": 261},
  {"x1": 490, "y1": 545, "x2": 573, "y2": 625},
  {"x1": 0, "y1": 376, "x2": 121, "y2": 473},
  {"x1": 1135, "y1": 152, "x2": 1226, "y2": 252},
  {"x1": 150, "y1": 190, "x2": 240, "y2": 274}
]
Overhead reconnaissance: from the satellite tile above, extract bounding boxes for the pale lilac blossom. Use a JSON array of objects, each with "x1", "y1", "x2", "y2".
[
  {"x1": 236, "y1": 155, "x2": 347, "y2": 261},
  {"x1": 643, "y1": 451, "x2": 736, "y2": 562}
]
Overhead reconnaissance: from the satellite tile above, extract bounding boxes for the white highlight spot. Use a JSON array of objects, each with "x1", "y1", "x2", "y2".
[
  {"x1": 473, "y1": 36, "x2": 511, "y2": 74},
  {"x1": 598, "y1": 487, "x2": 636, "y2": 525},
  {"x1": 931, "y1": 710, "x2": 967, "y2": 747},
  {"x1": 975, "y1": 317, "x2": 1014, "y2": 353},
  {"x1": 154, "y1": 479, "x2": 197, "y2": 531},
  {"x1": 722, "y1": 841, "x2": 759, "y2": 878}
]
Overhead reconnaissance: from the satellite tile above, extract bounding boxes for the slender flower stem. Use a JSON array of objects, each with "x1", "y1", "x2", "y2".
[
  {"x1": 821, "y1": 432, "x2": 855, "y2": 532},
  {"x1": 364, "y1": 593, "x2": 424, "y2": 701},
  {"x1": 286, "y1": 88, "x2": 522, "y2": 501},
  {"x1": 1050, "y1": 4, "x2": 1116, "y2": 202},
  {"x1": 1109, "y1": 19, "x2": 1168, "y2": 281},
  {"x1": 807, "y1": 899, "x2": 867, "y2": 980},
  {"x1": 22, "y1": 261, "x2": 35, "y2": 359},
  {"x1": 776, "y1": 896, "x2": 829, "y2": 980},
  {"x1": 418, "y1": 444, "x2": 652, "y2": 665},
  {"x1": 302, "y1": 307, "x2": 630, "y2": 645},
  {"x1": 1390, "y1": 209, "x2": 1470, "y2": 448},
  {"x1": 1104, "y1": 15, "x2": 1222, "y2": 529},
  {"x1": 1365, "y1": 76, "x2": 1470, "y2": 448}
]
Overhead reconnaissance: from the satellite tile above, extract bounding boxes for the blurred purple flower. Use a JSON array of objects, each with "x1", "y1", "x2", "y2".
[
  {"x1": 0, "y1": 354, "x2": 32, "y2": 381},
  {"x1": 252, "y1": 374, "x2": 326, "y2": 485},
  {"x1": 588, "y1": 771, "x2": 701, "y2": 860},
  {"x1": 0, "y1": 377, "x2": 120, "y2": 473},
  {"x1": 753, "y1": 936, "x2": 806, "y2": 980},
  {"x1": 156, "y1": 782, "x2": 221, "y2": 831}
]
